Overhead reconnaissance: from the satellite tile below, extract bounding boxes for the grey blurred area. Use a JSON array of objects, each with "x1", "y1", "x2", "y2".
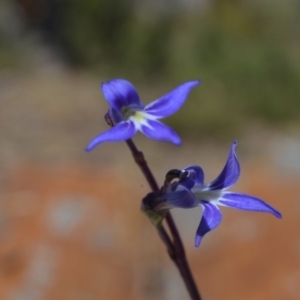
[
  {"x1": 1, "y1": 0, "x2": 300, "y2": 138},
  {"x1": 0, "y1": 1, "x2": 300, "y2": 299}
]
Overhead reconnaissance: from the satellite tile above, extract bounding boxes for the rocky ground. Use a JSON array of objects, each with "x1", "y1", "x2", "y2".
[{"x1": 0, "y1": 63, "x2": 300, "y2": 299}]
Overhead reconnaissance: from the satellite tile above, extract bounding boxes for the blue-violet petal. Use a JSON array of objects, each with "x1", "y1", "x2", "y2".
[
  {"x1": 140, "y1": 119, "x2": 181, "y2": 145},
  {"x1": 219, "y1": 192, "x2": 282, "y2": 218},
  {"x1": 144, "y1": 80, "x2": 201, "y2": 118},
  {"x1": 102, "y1": 79, "x2": 142, "y2": 112},
  {"x1": 208, "y1": 141, "x2": 240, "y2": 190},
  {"x1": 185, "y1": 165, "x2": 205, "y2": 185},
  {"x1": 195, "y1": 202, "x2": 222, "y2": 247},
  {"x1": 108, "y1": 107, "x2": 123, "y2": 124},
  {"x1": 85, "y1": 121, "x2": 136, "y2": 151},
  {"x1": 178, "y1": 176, "x2": 196, "y2": 190},
  {"x1": 163, "y1": 189, "x2": 196, "y2": 209}
]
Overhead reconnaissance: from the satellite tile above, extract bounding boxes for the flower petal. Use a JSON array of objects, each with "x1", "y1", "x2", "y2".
[
  {"x1": 179, "y1": 177, "x2": 195, "y2": 190},
  {"x1": 101, "y1": 79, "x2": 142, "y2": 112},
  {"x1": 108, "y1": 107, "x2": 123, "y2": 124},
  {"x1": 162, "y1": 189, "x2": 196, "y2": 209},
  {"x1": 185, "y1": 165, "x2": 205, "y2": 185},
  {"x1": 195, "y1": 203, "x2": 222, "y2": 247},
  {"x1": 208, "y1": 140, "x2": 240, "y2": 190},
  {"x1": 144, "y1": 80, "x2": 201, "y2": 118},
  {"x1": 218, "y1": 192, "x2": 282, "y2": 218},
  {"x1": 140, "y1": 119, "x2": 181, "y2": 145},
  {"x1": 85, "y1": 121, "x2": 136, "y2": 151}
]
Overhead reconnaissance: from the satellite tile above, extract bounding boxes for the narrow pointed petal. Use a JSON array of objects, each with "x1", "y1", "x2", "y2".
[
  {"x1": 85, "y1": 121, "x2": 136, "y2": 151},
  {"x1": 162, "y1": 189, "x2": 196, "y2": 209},
  {"x1": 185, "y1": 165, "x2": 205, "y2": 185},
  {"x1": 208, "y1": 141, "x2": 240, "y2": 190},
  {"x1": 101, "y1": 79, "x2": 142, "y2": 112},
  {"x1": 195, "y1": 203, "x2": 222, "y2": 247},
  {"x1": 144, "y1": 80, "x2": 201, "y2": 118},
  {"x1": 140, "y1": 119, "x2": 181, "y2": 145},
  {"x1": 219, "y1": 192, "x2": 282, "y2": 218}
]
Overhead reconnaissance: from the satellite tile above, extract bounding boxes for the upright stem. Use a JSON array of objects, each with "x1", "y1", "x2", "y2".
[{"x1": 125, "y1": 139, "x2": 202, "y2": 300}]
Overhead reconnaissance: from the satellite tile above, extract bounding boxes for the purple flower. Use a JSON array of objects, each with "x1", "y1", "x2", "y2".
[
  {"x1": 161, "y1": 141, "x2": 282, "y2": 247},
  {"x1": 86, "y1": 79, "x2": 201, "y2": 151}
]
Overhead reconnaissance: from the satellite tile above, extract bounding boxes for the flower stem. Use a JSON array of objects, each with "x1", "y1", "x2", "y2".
[{"x1": 125, "y1": 139, "x2": 202, "y2": 300}]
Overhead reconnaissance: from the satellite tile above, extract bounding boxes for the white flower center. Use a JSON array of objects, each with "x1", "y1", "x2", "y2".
[
  {"x1": 121, "y1": 106, "x2": 139, "y2": 120},
  {"x1": 192, "y1": 187, "x2": 222, "y2": 204}
]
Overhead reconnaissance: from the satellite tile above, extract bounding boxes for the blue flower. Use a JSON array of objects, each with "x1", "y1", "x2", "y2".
[
  {"x1": 86, "y1": 79, "x2": 201, "y2": 151},
  {"x1": 161, "y1": 141, "x2": 282, "y2": 247}
]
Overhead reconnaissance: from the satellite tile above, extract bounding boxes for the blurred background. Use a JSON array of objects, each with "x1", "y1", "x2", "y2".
[{"x1": 0, "y1": 0, "x2": 300, "y2": 299}]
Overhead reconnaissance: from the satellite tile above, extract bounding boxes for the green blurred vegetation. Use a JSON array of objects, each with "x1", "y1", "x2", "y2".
[
  {"x1": 2, "y1": 0, "x2": 300, "y2": 137},
  {"x1": 0, "y1": 31, "x2": 20, "y2": 69}
]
